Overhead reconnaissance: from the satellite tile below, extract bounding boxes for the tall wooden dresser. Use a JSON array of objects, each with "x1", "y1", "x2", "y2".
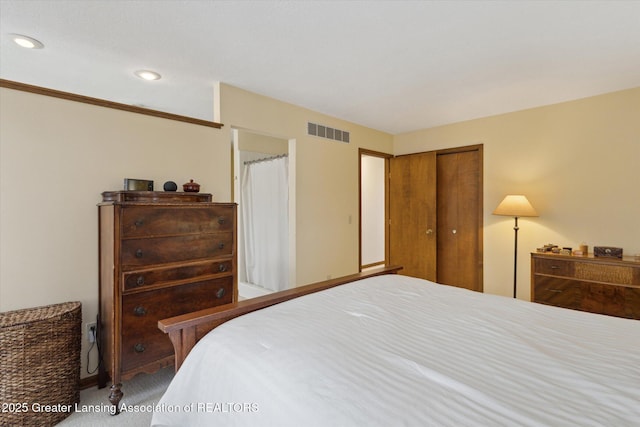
[
  {"x1": 98, "y1": 191, "x2": 237, "y2": 411},
  {"x1": 531, "y1": 252, "x2": 640, "y2": 319}
]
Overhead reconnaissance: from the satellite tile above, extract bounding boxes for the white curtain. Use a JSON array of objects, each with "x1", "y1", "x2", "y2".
[{"x1": 241, "y1": 156, "x2": 289, "y2": 291}]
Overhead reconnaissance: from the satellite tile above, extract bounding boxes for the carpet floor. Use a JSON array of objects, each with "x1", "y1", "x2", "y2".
[{"x1": 57, "y1": 367, "x2": 174, "y2": 426}]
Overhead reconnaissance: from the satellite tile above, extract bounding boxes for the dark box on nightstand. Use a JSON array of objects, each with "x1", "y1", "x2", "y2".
[{"x1": 593, "y1": 246, "x2": 623, "y2": 258}]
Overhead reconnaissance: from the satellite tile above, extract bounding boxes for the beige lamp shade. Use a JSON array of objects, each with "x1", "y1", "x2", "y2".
[{"x1": 493, "y1": 195, "x2": 538, "y2": 217}]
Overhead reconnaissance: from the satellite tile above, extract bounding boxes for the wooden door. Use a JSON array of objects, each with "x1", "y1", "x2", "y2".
[
  {"x1": 436, "y1": 149, "x2": 482, "y2": 291},
  {"x1": 389, "y1": 152, "x2": 437, "y2": 281}
]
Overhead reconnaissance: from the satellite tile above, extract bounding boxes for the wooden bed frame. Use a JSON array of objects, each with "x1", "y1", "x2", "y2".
[{"x1": 158, "y1": 265, "x2": 402, "y2": 371}]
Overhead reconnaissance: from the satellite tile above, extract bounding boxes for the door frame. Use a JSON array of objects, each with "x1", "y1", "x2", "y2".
[
  {"x1": 232, "y1": 128, "x2": 297, "y2": 288},
  {"x1": 359, "y1": 148, "x2": 392, "y2": 271}
]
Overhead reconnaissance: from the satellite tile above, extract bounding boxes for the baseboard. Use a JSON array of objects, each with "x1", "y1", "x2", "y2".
[{"x1": 80, "y1": 374, "x2": 109, "y2": 390}]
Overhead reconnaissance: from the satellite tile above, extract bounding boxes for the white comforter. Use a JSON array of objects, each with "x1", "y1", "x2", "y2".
[{"x1": 152, "y1": 275, "x2": 640, "y2": 427}]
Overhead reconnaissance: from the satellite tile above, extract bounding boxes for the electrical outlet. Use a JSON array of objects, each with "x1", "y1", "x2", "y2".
[{"x1": 87, "y1": 322, "x2": 97, "y2": 343}]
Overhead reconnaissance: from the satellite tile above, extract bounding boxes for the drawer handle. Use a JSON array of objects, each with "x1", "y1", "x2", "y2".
[
  {"x1": 549, "y1": 289, "x2": 563, "y2": 293},
  {"x1": 218, "y1": 264, "x2": 228, "y2": 272},
  {"x1": 135, "y1": 249, "x2": 143, "y2": 258},
  {"x1": 218, "y1": 217, "x2": 226, "y2": 225},
  {"x1": 551, "y1": 265, "x2": 560, "y2": 269},
  {"x1": 135, "y1": 276, "x2": 145, "y2": 286},
  {"x1": 133, "y1": 306, "x2": 147, "y2": 316},
  {"x1": 134, "y1": 343, "x2": 145, "y2": 353},
  {"x1": 218, "y1": 242, "x2": 225, "y2": 249},
  {"x1": 216, "y1": 288, "x2": 226, "y2": 299},
  {"x1": 134, "y1": 219, "x2": 144, "y2": 227}
]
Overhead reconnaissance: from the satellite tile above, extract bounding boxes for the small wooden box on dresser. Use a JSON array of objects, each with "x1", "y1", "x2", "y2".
[
  {"x1": 98, "y1": 191, "x2": 237, "y2": 412},
  {"x1": 531, "y1": 252, "x2": 640, "y2": 319}
]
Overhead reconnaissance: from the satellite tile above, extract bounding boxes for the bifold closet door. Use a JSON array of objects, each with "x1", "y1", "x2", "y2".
[
  {"x1": 389, "y1": 152, "x2": 437, "y2": 281},
  {"x1": 436, "y1": 150, "x2": 481, "y2": 291}
]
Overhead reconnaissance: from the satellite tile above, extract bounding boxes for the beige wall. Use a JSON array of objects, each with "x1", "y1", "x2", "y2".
[
  {"x1": 2, "y1": 81, "x2": 637, "y2": 378},
  {"x1": 0, "y1": 87, "x2": 231, "y2": 376},
  {"x1": 218, "y1": 83, "x2": 394, "y2": 285},
  {"x1": 238, "y1": 129, "x2": 288, "y2": 154},
  {"x1": 394, "y1": 87, "x2": 640, "y2": 298},
  {"x1": 0, "y1": 83, "x2": 393, "y2": 378}
]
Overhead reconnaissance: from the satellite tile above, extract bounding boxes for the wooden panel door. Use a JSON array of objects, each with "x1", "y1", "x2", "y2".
[
  {"x1": 436, "y1": 149, "x2": 482, "y2": 291},
  {"x1": 389, "y1": 152, "x2": 437, "y2": 281}
]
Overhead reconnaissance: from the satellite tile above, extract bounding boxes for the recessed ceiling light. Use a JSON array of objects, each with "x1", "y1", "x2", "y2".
[
  {"x1": 134, "y1": 70, "x2": 162, "y2": 81},
  {"x1": 10, "y1": 34, "x2": 44, "y2": 49}
]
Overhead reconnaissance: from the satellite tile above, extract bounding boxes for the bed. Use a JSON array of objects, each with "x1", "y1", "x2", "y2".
[{"x1": 151, "y1": 268, "x2": 640, "y2": 426}]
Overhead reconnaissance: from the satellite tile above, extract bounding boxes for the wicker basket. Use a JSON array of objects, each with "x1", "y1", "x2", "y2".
[{"x1": 0, "y1": 301, "x2": 81, "y2": 427}]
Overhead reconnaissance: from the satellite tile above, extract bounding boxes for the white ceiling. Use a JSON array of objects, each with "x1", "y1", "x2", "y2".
[{"x1": 1, "y1": 0, "x2": 639, "y2": 134}]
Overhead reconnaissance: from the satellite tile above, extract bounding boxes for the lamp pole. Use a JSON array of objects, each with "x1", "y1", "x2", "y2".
[
  {"x1": 493, "y1": 195, "x2": 538, "y2": 299},
  {"x1": 512, "y1": 216, "x2": 519, "y2": 298}
]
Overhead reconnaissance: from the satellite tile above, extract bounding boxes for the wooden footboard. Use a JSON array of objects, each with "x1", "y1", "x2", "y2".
[{"x1": 158, "y1": 265, "x2": 402, "y2": 371}]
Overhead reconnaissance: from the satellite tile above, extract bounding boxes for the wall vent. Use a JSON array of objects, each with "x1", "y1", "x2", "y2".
[{"x1": 307, "y1": 122, "x2": 350, "y2": 143}]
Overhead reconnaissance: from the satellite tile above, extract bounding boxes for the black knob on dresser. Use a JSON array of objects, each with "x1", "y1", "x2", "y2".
[{"x1": 133, "y1": 306, "x2": 147, "y2": 316}]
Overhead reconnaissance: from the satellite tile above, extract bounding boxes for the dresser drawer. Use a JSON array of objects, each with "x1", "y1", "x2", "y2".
[
  {"x1": 624, "y1": 288, "x2": 640, "y2": 319},
  {"x1": 121, "y1": 232, "x2": 233, "y2": 267},
  {"x1": 121, "y1": 277, "x2": 233, "y2": 371},
  {"x1": 533, "y1": 258, "x2": 574, "y2": 277},
  {"x1": 588, "y1": 283, "x2": 627, "y2": 318},
  {"x1": 573, "y1": 262, "x2": 635, "y2": 285},
  {"x1": 533, "y1": 277, "x2": 581, "y2": 310},
  {"x1": 123, "y1": 260, "x2": 233, "y2": 291},
  {"x1": 121, "y1": 205, "x2": 234, "y2": 237}
]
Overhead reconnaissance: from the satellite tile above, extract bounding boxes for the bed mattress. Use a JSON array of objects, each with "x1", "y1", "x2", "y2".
[{"x1": 152, "y1": 275, "x2": 640, "y2": 426}]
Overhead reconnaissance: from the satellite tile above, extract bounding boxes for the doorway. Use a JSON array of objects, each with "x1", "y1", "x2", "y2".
[
  {"x1": 359, "y1": 149, "x2": 392, "y2": 271},
  {"x1": 232, "y1": 129, "x2": 297, "y2": 299}
]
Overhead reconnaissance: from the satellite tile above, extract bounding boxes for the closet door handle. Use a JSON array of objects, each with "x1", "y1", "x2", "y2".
[
  {"x1": 452, "y1": 229, "x2": 457, "y2": 234},
  {"x1": 426, "y1": 229, "x2": 433, "y2": 235}
]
